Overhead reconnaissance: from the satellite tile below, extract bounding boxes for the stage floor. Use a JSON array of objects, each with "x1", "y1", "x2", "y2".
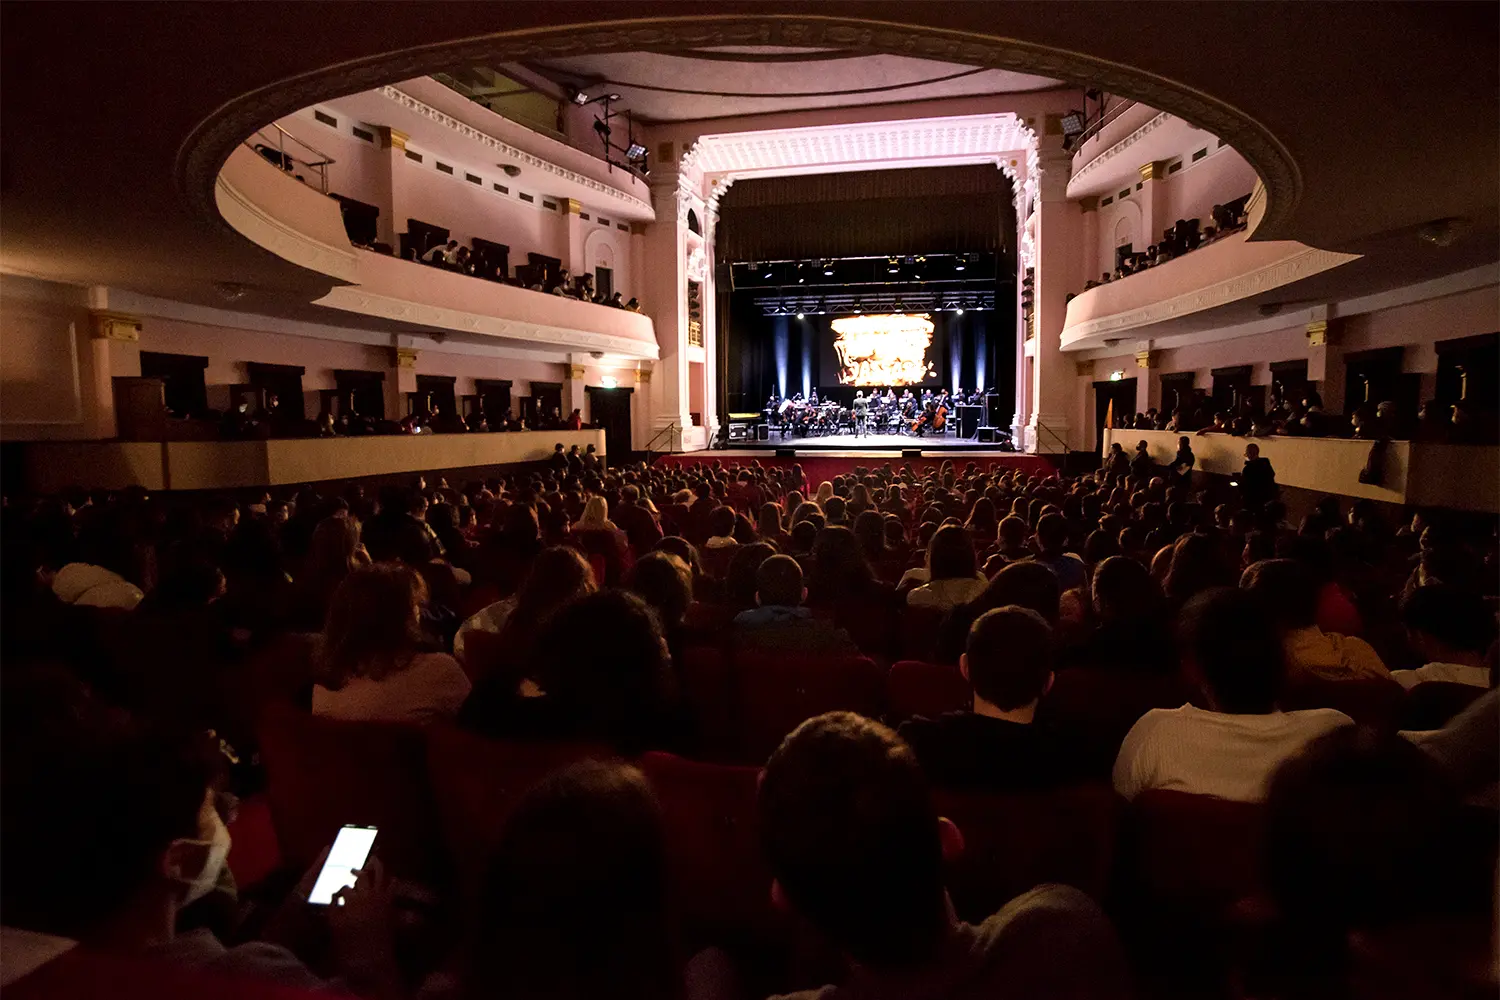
[{"x1": 724, "y1": 431, "x2": 1010, "y2": 452}]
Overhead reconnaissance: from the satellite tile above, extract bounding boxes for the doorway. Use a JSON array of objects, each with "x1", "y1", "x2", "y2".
[
  {"x1": 1093, "y1": 377, "x2": 1137, "y2": 455},
  {"x1": 585, "y1": 386, "x2": 634, "y2": 464},
  {"x1": 1343, "y1": 346, "x2": 1418, "y2": 419}
]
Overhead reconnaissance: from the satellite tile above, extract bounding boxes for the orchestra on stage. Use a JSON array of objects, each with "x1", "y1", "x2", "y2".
[{"x1": 762, "y1": 386, "x2": 987, "y2": 439}]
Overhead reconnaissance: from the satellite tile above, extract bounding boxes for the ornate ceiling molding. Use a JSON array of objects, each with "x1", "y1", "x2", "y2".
[
  {"x1": 374, "y1": 86, "x2": 653, "y2": 217},
  {"x1": 679, "y1": 113, "x2": 1033, "y2": 176},
  {"x1": 178, "y1": 16, "x2": 1300, "y2": 246},
  {"x1": 1060, "y1": 243, "x2": 1360, "y2": 348}
]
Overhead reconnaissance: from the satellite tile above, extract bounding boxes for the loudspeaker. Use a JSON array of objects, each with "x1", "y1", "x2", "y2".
[
  {"x1": 977, "y1": 427, "x2": 997, "y2": 443},
  {"x1": 775, "y1": 448, "x2": 796, "y2": 458},
  {"x1": 902, "y1": 448, "x2": 922, "y2": 458},
  {"x1": 756, "y1": 423, "x2": 769, "y2": 441},
  {"x1": 985, "y1": 393, "x2": 1005, "y2": 427}
]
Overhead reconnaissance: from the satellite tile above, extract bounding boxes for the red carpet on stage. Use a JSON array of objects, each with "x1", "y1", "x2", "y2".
[{"x1": 653, "y1": 452, "x2": 1056, "y2": 484}]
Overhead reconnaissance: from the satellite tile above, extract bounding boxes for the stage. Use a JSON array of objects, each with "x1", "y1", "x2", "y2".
[
  {"x1": 720, "y1": 430, "x2": 1012, "y2": 452},
  {"x1": 656, "y1": 449, "x2": 1055, "y2": 481}
]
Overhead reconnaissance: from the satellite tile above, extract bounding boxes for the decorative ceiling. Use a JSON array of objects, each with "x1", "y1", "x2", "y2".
[{"x1": 513, "y1": 46, "x2": 1062, "y2": 123}]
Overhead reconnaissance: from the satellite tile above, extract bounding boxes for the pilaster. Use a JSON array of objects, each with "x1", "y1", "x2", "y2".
[
  {"x1": 372, "y1": 127, "x2": 411, "y2": 249},
  {"x1": 1027, "y1": 146, "x2": 1081, "y2": 453}
]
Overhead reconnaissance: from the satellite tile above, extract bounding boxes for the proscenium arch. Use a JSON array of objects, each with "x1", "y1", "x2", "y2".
[{"x1": 179, "y1": 15, "x2": 1299, "y2": 243}]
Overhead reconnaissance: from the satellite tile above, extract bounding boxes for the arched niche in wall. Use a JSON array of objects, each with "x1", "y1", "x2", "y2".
[
  {"x1": 584, "y1": 227, "x2": 619, "y2": 297},
  {"x1": 686, "y1": 209, "x2": 702, "y2": 236}
]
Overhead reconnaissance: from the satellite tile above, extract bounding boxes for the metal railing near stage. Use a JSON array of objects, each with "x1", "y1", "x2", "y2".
[{"x1": 643, "y1": 421, "x2": 681, "y2": 463}]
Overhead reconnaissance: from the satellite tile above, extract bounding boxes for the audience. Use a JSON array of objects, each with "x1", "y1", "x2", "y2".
[
  {"x1": 907, "y1": 524, "x2": 987, "y2": 608},
  {"x1": 1113, "y1": 588, "x2": 1354, "y2": 801},
  {"x1": 759, "y1": 712, "x2": 1129, "y2": 999},
  {"x1": 733, "y1": 554, "x2": 858, "y2": 653},
  {"x1": 901, "y1": 606, "x2": 1085, "y2": 790},
  {"x1": 312, "y1": 563, "x2": 471, "y2": 723},
  {"x1": 1241, "y1": 558, "x2": 1390, "y2": 683},
  {"x1": 1391, "y1": 583, "x2": 1496, "y2": 689}
]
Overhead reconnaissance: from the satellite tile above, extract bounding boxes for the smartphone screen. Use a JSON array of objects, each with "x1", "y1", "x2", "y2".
[{"x1": 307, "y1": 825, "x2": 378, "y2": 905}]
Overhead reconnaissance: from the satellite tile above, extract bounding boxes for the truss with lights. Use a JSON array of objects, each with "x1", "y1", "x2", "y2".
[{"x1": 732, "y1": 253, "x2": 999, "y2": 317}]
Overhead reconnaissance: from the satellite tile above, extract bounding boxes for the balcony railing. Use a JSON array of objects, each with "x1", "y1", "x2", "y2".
[{"x1": 244, "y1": 124, "x2": 335, "y2": 195}]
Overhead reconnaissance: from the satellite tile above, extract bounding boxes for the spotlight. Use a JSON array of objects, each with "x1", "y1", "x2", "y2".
[
  {"x1": 1061, "y1": 110, "x2": 1087, "y2": 137},
  {"x1": 568, "y1": 87, "x2": 590, "y2": 106},
  {"x1": 954, "y1": 259, "x2": 966, "y2": 271},
  {"x1": 823, "y1": 263, "x2": 835, "y2": 276},
  {"x1": 795, "y1": 312, "x2": 804, "y2": 320},
  {"x1": 956, "y1": 307, "x2": 965, "y2": 315},
  {"x1": 763, "y1": 266, "x2": 774, "y2": 279},
  {"x1": 626, "y1": 141, "x2": 647, "y2": 159},
  {"x1": 887, "y1": 257, "x2": 899, "y2": 274}
]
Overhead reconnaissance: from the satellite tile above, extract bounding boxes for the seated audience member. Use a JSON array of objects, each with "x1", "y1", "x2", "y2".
[
  {"x1": 312, "y1": 563, "x2": 471, "y2": 724},
  {"x1": 464, "y1": 590, "x2": 682, "y2": 754},
  {"x1": 703, "y1": 506, "x2": 740, "y2": 550},
  {"x1": 465, "y1": 760, "x2": 693, "y2": 1000},
  {"x1": 1065, "y1": 555, "x2": 1176, "y2": 674},
  {"x1": 1027, "y1": 513, "x2": 1087, "y2": 593},
  {"x1": 456, "y1": 546, "x2": 595, "y2": 666},
  {"x1": 1163, "y1": 532, "x2": 1233, "y2": 608},
  {"x1": 934, "y1": 561, "x2": 1062, "y2": 665},
  {"x1": 615, "y1": 485, "x2": 665, "y2": 555},
  {"x1": 1391, "y1": 584, "x2": 1496, "y2": 689},
  {"x1": 807, "y1": 525, "x2": 889, "y2": 607},
  {"x1": 733, "y1": 554, "x2": 858, "y2": 653},
  {"x1": 760, "y1": 712, "x2": 1130, "y2": 1000},
  {"x1": 1113, "y1": 588, "x2": 1354, "y2": 802},
  {"x1": 1240, "y1": 558, "x2": 1390, "y2": 683},
  {"x1": 292, "y1": 514, "x2": 371, "y2": 628},
  {"x1": 908, "y1": 525, "x2": 988, "y2": 609},
  {"x1": 2, "y1": 721, "x2": 394, "y2": 993},
  {"x1": 1251, "y1": 726, "x2": 1487, "y2": 998},
  {"x1": 901, "y1": 607, "x2": 1085, "y2": 790},
  {"x1": 724, "y1": 541, "x2": 776, "y2": 611},
  {"x1": 43, "y1": 557, "x2": 144, "y2": 610},
  {"x1": 573, "y1": 495, "x2": 620, "y2": 535},
  {"x1": 759, "y1": 502, "x2": 794, "y2": 552},
  {"x1": 627, "y1": 551, "x2": 694, "y2": 658}
]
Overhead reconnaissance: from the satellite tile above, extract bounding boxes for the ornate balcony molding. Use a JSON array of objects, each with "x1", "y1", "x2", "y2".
[
  {"x1": 375, "y1": 86, "x2": 652, "y2": 218},
  {"x1": 1069, "y1": 111, "x2": 1173, "y2": 190},
  {"x1": 214, "y1": 171, "x2": 360, "y2": 284}
]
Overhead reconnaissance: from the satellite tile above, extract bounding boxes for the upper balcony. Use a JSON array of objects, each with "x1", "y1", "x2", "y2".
[
  {"x1": 215, "y1": 142, "x2": 658, "y2": 360},
  {"x1": 1067, "y1": 102, "x2": 1224, "y2": 202}
]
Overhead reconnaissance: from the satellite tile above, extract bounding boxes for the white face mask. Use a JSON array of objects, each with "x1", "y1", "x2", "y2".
[{"x1": 170, "y1": 807, "x2": 231, "y2": 907}]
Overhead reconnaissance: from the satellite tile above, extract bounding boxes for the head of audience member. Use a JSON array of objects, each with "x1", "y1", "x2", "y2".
[
  {"x1": 852, "y1": 510, "x2": 887, "y2": 561},
  {"x1": 707, "y1": 505, "x2": 736, "y2": 541},
  {"x1": 808, "y1": 525, "x2": 877, "y2": 600},
  {"x1": 1240, "y1": 558, "x2": 1320, "y2": 634},
  {"x1": 1033, "y1": 512, "x2": 1069, "y2": 559},
  {"x1": 1091, "y1": 555, "x2": 1165, "y2": 624},
  {"x1": 317, "y1": 563, "x2": 429, "y2": 687},
  {"x1": 654, "y1": 536, "x2": 702, "y2": 581},
  {"x1": 755, "y1": 554, "x2": 806, "y2": 610},
  {"x1": 789, "y1": 520, "x2": 819, "y2": 556},
  {"x1": 627, "y1": 552, "x2": 693, "y2": 630},
  {"x1": 577, "y1": 496, "x2": 612, "y2": 530},
  {"x1": 1178, "y1": 587, "x2": 1285, "y2": 714},
  {"x1": 500, "y1": 502, "x2": 543, "y2": 553},
  {"x1": 814, "y1": 481, "x2": 835, "y2": 509},
  {"x1": 512, "y1": 546, "x2": 597, "y2": 626},
  {"x1": 725, "y1": 542, "x2": 776, "y2": 610},
  {"x1": 530, "y1": 590, "x2": 676, "y2": 753},
  {"x1": 926, "y1": 524, "x2": 977, "y2": 582},
  {"x1": 757, "y1": 502, "x2": 784, "y2": 541},
  {"x1": 1164, "y1": 532, "x2": 1230, "y2": 604},
  {"x1": 306, "y1": 514, "x2": 368, "y2": 591},
  {"x1": 1258, "y1": 727, "x2": 1474, "y2": 993},
  {"x1": 996, "y1": 515, "x2": 1030, "y2": 558},
  {"x1": 791, "y1": 501, "x2": 823, "y2": 528},
  {"x1": 966, "y1": 560, "x2": 1062, "y2": 626},
  {"x1": 823, "y1": 496, "x2": 848, "y2": 526},
  {"x1": 759, "y1": 712, "x2": 958, "y2": 969},
  {"x1": 964, "y1": 498, "x2": 999, "y2": 541},
  {"x1": 963, "y1": 606, "x2": 1055, "y2": 721},
  {"x1": 1400, "y1": 584, "x2": 1494, "y2": 670},
  {"x1": 3, "y1": 718, "x2": 224, "y2": 941},
  {"x1": 470, "y1": 760, "x2": 676, "y2": 1000}
]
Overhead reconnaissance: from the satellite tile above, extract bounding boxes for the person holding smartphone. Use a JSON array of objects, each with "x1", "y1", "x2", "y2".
[{"x1": 3, "y1": 723, "x2": 399, "y2": 996}]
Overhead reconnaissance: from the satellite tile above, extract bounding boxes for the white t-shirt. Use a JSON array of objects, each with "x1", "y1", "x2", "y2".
[
  {"x1": 1113, "y1": 703, "x2": 1354, "y2": 802},
  {"x1": 907, "y1": 575, "x2": 988, "y2": 609},
  {"x1": 1390, "y1": 662, "x2": 1491, "y2": 690},
  {"x1": 313, "y1": 652, "x2": 471, "y2": 725}
]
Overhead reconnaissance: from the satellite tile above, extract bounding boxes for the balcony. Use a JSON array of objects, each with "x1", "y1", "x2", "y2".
[
  {"x1": 1061, "y1": 219, "x2": 1360, "y2": 351},
  {"x1": 216, "y1": 144, "x2": 657, "y2": 359}
]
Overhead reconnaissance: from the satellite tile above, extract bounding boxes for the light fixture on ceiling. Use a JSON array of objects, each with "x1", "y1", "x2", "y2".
[
  {"x1": 499, "y1": 164, "x2": 521, "y2": 177},
  {"x1": 955, "y1": 306, "x2": 965, "y2": 315},
  {"x1": 1061, "y1": 110, "x2": 1087, "y2": 137},
  {"x1": 823, "y1": 261, "x2": 835, "y2": 276},
  {"x1": 626, "y1": 141, "x2": 647, "y2": 159},
  {"x1": 600, "y1": 375, "x2": 618, "y2": 389},
  {"x1": 1109, "y1": 369, "x2": 1125, "y2": 382}
]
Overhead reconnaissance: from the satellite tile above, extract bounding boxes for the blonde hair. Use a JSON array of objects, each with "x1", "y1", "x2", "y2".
[
  {"x1": 814, "y1": 481, "x2": 835, "y2": 509},
  {"x1": 578, "y1": 496, "x2": 610, "y2": 527}
]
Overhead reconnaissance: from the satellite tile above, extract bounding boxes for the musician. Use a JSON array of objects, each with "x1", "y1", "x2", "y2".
[{"x1": 808, "y1": 389, "x2": 820, "y2": 406}]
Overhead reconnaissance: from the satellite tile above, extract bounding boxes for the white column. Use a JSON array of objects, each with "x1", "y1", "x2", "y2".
[
  {"x1": 701, "y1": 202, "x2": 722, "y2": 443},
  {"x1": 1027, "y1": 146, "x2": 1082, "y2": 454},
  {"x1": 642, "y1": 176, "x2": 692, "y2": 438}
]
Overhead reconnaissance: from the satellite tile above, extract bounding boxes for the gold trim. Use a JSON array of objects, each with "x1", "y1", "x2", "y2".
[
  {"x1": 376, "y1": 126, "x2": 409, "y2": 151},
  {"x1": 1306, "y1": 320, "x2": 1328, "y2": 347},
  {"x1": 635, "y1": 368, "x2": 651, "y2": 384},
  {"x1": 91, "y1": 311, "x2": 141, "y2": 342},
  {"x1": 567, "y1": 364, "x2": 586, "y2": 380},
  {"x1": 1138, "y1": 160, "x2": 1168, "y2": 182},
  {"x1": 565, "y1": 198, "x2": 584, "y2": 215},
  {"x1": 393, "y1": 346, "x2": 418, "y2": 368},
  {"x1": 1136, "y1": 349, "x2": 1156, "y2": 369}
]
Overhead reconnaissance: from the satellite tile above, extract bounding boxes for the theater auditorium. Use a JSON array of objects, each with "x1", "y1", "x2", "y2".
[{"x1": 1, "y1": 4, "x2": 1497, "y2": 999}]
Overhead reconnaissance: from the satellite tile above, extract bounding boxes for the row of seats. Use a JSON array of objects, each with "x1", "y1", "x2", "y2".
[{"x1": 247, "y1": 703, "x2": 1254, "y2": 950}]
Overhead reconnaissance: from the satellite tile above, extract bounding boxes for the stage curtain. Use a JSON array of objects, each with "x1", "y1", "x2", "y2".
[{"x1": 717, "y1": 165, "x2": 1014, "y2": 261}]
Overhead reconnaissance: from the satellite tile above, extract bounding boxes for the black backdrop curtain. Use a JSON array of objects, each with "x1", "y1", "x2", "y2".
[{"x1": 716, "y1": 165, "x2": 1014, "y2": 262}]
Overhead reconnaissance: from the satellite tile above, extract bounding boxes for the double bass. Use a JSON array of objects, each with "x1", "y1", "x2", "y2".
[{"x1": 931, "y1": 402, "x2": 948, "y2": 433}]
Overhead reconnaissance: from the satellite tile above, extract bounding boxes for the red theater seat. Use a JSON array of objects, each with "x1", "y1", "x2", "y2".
[
  {"x1": 638, "y1": 751, "x2": 780, "y2": 943},
  {"x1": 425, "y1": 726, "x2": 613, "y2": 906},
  {"x1": 887, "y1": 660, "x2": 969, "y2": 721},
  {"x1": 1281, "y1": 676, "x2": 1405, "y2": 730},
  {"x1": 730, "y1": 650, "x2": 885, "y2": 762},
  {"x1": 935, "y1": 785, "x2": 1121, "y2": 921},
  {"x1": 225, "y1": 793, "x2": 282, "y2": 893},
  {"x1": 256, "y1": 704, "x2": 441, "y2": 885},
  {"x1": 1399, "y1": 681, "x2": 1487, "y2": 731},
  {"x1": 681, "y1": 645, "x2": 735, "y2": 760},
  {"x1": 5, "y1": 948, "x2": 325, "y2": 1000},
  {"x1": 898, "y1": 604, "x2": 948, "y2": 662}
]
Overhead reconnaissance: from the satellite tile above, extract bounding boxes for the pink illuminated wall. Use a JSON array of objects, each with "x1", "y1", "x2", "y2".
[{"x1": 1094, "y1": 147, "x2": 1257, "y2": 271}]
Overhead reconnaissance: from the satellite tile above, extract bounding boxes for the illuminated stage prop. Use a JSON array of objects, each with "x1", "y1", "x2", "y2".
[{"x1": 831, "y1": 313, "x2": 937, "y2": 387}]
